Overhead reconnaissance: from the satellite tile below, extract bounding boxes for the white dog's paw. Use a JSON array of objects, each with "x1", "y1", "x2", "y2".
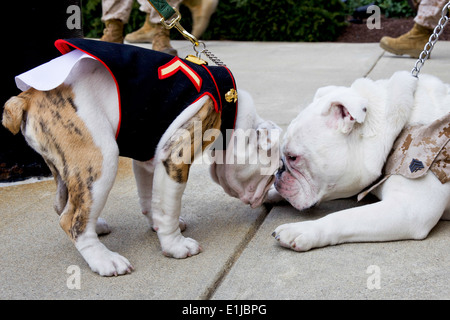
[
  {"x1": 78, "y1": 242, "x2": 134, "y2": 276},
  {"x1": 95, "y1": 217, "x2": 111, "y2": 235},
  {"x1": 272, "y1": 222, "x2": 318, "y2": 252},
  {"x1": 160, "y1": 234, "x2": 202, "y2": 258}
]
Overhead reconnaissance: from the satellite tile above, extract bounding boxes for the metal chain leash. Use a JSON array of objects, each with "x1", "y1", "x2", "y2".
[
  {"x1": 193, "y1": 43, "x2": 226, "y2": 66},
  {"x1": 201, "y1": 48, "x2": 226, "y2": 66},
  {"x1": 411, "y1": 1, "x2": 450, "y2": 77}
]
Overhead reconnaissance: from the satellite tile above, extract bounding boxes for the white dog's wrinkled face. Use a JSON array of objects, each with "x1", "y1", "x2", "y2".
[
  {"x1": 210, "y1": 120, "x2": 282, "y2": 208},
  {"x1": 275, "y1": 71, "x2": 418, "y2": 211},
  {"x1": 275, "y1": 87, "x2": 368, "y2": 210}
]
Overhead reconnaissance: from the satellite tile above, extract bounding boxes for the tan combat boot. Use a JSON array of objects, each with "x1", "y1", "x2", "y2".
[
  {"x1": 184, "y1": 0, "x2": 218, "y2": 39},
  {"x1": 100, "y1": 19, "x2": 124, "y2": 44},
  {"x1": 124, "y1": 14, "x2": 157, "y2": 43},
  {"x1": 152, "y1": 24, "x2": 177, "y2": 56},
  {"x1": 379, "y1": 23, "x2": 432, "y2": 58}
]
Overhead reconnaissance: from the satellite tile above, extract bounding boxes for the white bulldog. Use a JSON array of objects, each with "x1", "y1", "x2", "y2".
[
  {"x1": 2, "y1": 42, "x2": 280, "y2": 276},
  {"x1": 273, "y1": 71, "x2": 450, "y2": 252}
]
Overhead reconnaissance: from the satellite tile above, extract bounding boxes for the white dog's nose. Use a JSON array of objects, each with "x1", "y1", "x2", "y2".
[{"x1": 277, "y1": 158, "x2": 286, "y2": 177}]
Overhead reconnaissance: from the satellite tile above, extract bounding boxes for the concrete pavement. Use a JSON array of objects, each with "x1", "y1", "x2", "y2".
[{"x1": 0, "y1": 40, "x2": 449, "y2": 300}]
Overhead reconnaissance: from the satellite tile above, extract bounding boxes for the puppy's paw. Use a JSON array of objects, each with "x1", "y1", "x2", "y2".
[
  {"x1": 272, "y1": 222, "x2": 318, "y2": 252},
  {"x1": 160, "y1": 234, "x2": 202, "y2": 258},
  {"x1": 78, "y1": 242, "x2": 134, "y2": 276},
  {"x1": 92, "y1": 251, "x2": 133, "y2": 277}
]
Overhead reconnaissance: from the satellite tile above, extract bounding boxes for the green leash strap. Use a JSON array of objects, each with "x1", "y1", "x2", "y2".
[
  {"x1": 147, "y1": 0, "x2": 176, "y2": 21},
  {"x1": 146, "y1": 0, "x2": 199, "y2": 46}
]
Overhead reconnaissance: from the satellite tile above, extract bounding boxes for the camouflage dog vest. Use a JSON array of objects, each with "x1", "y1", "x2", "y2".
[{"x1": 358, "y1": 112, "x2": 450, "y2": 200}]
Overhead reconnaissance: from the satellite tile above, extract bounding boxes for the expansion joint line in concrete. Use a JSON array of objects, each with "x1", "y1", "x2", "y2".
[
  {"x1": 364, "y1": 50, "x2": 385, "y2": 78},
  {"x1": 200, "y1": 205, "x2": 272, "y2": 299}
]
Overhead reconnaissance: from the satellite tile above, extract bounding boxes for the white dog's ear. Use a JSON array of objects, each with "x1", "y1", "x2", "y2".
[
  {"x1": 313, "y1": 85, "x2": 342, "y2": 101},
  {"x1": 324, "y1": 93, "x2": 368, "y2": 134}
]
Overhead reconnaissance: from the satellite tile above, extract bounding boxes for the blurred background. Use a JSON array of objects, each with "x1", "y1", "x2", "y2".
[{"x1": 82, "y1": 0, "x2": 418, "y2": 42}]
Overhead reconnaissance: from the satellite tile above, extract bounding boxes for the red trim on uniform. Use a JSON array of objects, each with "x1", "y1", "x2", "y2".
[
  {"x1": 54, "y1": 39, "x2": 122, "y2": 139},
  {"x1": 191, "y1": 92, "x2": 219, "y2": 113},
  {"x1": 201, "y1": 65, "x2": 222, "y2": 113}
]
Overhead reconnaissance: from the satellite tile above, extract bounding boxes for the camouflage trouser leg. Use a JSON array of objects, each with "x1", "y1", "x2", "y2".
[
  {"x1": 414, "y1": 0, "x2": 449, "y2": 29},
  {"x1": 101, "y1": 0, "x2": 134, "y2": 23},
  {"x1": 102, "y1": 0, "x2": 183, "y2": 24}
]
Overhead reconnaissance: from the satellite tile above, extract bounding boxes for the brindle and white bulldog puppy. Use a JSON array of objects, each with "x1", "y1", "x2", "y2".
[
  {"x1": 2, "y1": 40, "x2": 281, "y2": 276},
  {"x1": 273, "y1": 71, "x2": 450, "y2": 252}
]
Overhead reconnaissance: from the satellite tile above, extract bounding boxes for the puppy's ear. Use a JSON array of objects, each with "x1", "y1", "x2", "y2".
[
  {"x1": 255, "y1": 120, "x2": 282, "y2": 176},
  {"x1": 256, "y1": 120, "x2": 282, "y2": 153}
]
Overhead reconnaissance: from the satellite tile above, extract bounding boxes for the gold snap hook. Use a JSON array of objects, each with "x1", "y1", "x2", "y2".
[{"x1": 160, "y1": 7, "x2": 199, "y2": 46}]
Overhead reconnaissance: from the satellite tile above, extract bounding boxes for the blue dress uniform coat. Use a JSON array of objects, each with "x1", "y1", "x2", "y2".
[{"x1": 55, "y1": 39, "x2": 238, "y2": 161}]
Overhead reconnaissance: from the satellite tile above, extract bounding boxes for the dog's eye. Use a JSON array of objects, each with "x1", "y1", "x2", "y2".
[{"x1": 288, "y1": 155, "x2": 297, "y2": 162}]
